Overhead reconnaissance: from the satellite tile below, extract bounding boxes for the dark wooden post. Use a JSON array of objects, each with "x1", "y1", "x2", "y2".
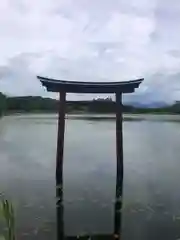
[
  {"x1": 115, "y1": 92, "x2": 123, "y2": 185},
  {"x1": 56, "y1": 91, "x2": 66, "y2": 240},
  {"x1": 114, "y1": 92, "x2": 124, "y2": 239},
  {"x1": 56, "y1": 91, "x2": 66, "y2": 180}
]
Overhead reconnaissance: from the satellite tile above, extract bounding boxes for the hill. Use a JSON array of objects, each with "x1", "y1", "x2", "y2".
[{"x1": 0, "y1": 93, "x2": 180, "y2": 115}]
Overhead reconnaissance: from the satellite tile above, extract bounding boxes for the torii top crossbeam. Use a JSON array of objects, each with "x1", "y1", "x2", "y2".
[{"x1": 37, "y1": 76, "x2": 143, "y2": 93}]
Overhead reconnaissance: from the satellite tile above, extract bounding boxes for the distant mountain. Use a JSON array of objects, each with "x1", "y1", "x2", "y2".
[
  {"x1": 0, "y1": 93, "x2": 180, "y2": 115},
  {"x1": 126, "y1": 101, "x2": 169, "y2": 108}
]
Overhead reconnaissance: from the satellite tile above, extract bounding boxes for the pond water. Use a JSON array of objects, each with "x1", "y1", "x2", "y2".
[{"x1": 0, "y1": 114, "x2": 180, "y2": 239}]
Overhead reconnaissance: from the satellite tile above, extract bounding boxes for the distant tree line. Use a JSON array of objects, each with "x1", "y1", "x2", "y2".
[
  {"x1": 0, "y1": 92, "x2": 180, "y2": 116},
  {"x1": 0, "y1": 92, "x2": 7, "y2": 116},
  {"x1": 6, "y1": 96, "x2": 58, "y2": 112}
]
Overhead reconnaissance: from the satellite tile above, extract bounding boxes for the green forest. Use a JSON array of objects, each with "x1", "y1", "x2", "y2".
[
  {"x1": 0, "y1": 92, "x2": 180, "y2": 116},
  {"x1": 0, "y1": 92, "x2": 7, "y2": 116}
]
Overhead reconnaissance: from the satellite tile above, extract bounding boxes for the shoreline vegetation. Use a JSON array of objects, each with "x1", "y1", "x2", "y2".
[
  {"x1": 0, "y1": 193, "x2": 15, "y2": 240},
  {"x1": 0, "y1": 92, "x2": 180, "y2": 117}
]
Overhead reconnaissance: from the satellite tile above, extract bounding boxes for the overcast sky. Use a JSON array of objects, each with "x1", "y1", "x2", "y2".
[{"x1": 0, "y1": 0, "x2": 180, "y2": 103}]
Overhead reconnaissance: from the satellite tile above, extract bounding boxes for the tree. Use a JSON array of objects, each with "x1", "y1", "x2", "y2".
[{"x1": 0, "y1": 92, "x2": 6, "y2": 117}]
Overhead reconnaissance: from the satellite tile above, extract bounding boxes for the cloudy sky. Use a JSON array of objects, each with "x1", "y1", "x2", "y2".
[{"x1": 0, "y1": 0, "x2": 180, "y2": 103}]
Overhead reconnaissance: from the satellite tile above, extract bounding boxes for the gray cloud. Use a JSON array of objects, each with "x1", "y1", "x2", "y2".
[
  {"x1": 168, "y1": 50, "x2": 180, "y2": 59},
  {"x1": 0, "y1": 0, "x2": 180, "y2": 102}
]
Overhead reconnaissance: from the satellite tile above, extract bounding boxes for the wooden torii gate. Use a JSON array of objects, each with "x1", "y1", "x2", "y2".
[{"x1": 38, "y1": 76, "x2": 143, "y2": 239}]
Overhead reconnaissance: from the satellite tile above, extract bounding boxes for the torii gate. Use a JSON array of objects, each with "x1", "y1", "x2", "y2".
[{"x1": 38, "y1": 76, "x2": 143, "y2": 239}]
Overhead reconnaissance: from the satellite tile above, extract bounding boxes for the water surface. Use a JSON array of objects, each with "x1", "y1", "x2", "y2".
[{"x1": 0, "y1": 114, "x2": 180, "y2": 239}]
